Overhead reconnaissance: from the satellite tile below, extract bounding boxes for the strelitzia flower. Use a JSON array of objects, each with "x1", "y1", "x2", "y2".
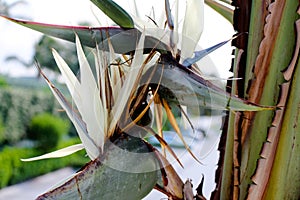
[
  {"x1": 22, "y1": 32, "x2": 156, "y2": 161},
  {"x1": 21, "y1": 32, "x2": 184, "y2": 200},
  {"x1": 13, "y1": 0, "x2": 269, "y2": 172}
]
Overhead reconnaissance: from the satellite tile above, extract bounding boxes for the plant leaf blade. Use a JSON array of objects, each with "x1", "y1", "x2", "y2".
[
  {"x1": 150, "y1": 60, "x2": 273, "y2": 111},
  {"x1": 1, "y1": 16, "x2": 137, "y2": 53},
  {"x1": 204, "y1": 0, "x2": 233, "y2": 23},
  {"x1": 36, "y1": 136, "x2": 160, "y2": 200},
  {"x1": 90, "y1": 0, "x2": 134, "y2": 28}
]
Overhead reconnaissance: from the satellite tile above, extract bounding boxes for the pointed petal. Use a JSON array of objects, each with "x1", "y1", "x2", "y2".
[
  {"x1": 181, "y1": 0, "x2": 204, "y2": 60},
  {"x1": 94, "y1": 48, "x2": 108, "y2": 135},
  {"x1": 52, "y1": 49, "x2": 78, "y2": 96},
  {"x1": 106, "y1": 41, "x2": 121, "y2": 102},
  {"x1": 75, "y1": 35, "x2": 105, "y2": 150},
  {"x1": 109, "y1": 31, "x2": 146, "y2": 132},
  {"x1": 38, "y1": 63, "x2": 100, "y2": 159},
  {"x1": 21, "y1": 144, "x2": 84, "y2": 161},
  {"x1": 132, "y1": 0, "x2": 140, "y2": 18},
  {"x1": 165, "y1": 0, "x2": 174, "y2": 30},
  {"x1": 162, "y1": 99, "x2": 201, "y2": 163},
  {"x1": 182, "y1": 36, "x2": 237, "y2": 66}
]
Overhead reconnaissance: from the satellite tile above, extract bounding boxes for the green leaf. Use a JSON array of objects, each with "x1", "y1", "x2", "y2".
[
  {"x1": 1, "y1": 16, "x2": 168, "y2": 55},
  {"x1": 0, "y1": 16, "x2": 127, "y2": 51},
  {"x1": 90, "y1": 0, "x2": 134, "y2": 28},
  {"x1": 36, "y1": 135, "x2": 160, "y2": 200},
  {"x1": 267, "y1": 54, "x2": 300, "y2": 199},
  {"x1": 204, "y1": 0, "x2": 233, "y2": 23},
  {"x1": 146, "y1": 57, "x2": 273, "y2": 111}
]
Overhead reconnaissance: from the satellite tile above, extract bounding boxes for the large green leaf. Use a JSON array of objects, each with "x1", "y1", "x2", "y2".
[
  {"x1": 36, "y1": 135, "x2": 160, "y2": 200},
  {"x1": 1, "y1": 16, "x2": 167, "y2": 54},
  {"x1": 216, "y1": 0, "x2": 300, "y2": 199},
  {"x1": 143, "y1": 57, "x2": 272, "y2": 112}
]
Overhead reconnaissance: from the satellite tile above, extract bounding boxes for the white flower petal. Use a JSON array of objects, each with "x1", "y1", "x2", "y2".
[
  {"x1": 21, "y1": 144, "x2": 84, "y2": 162},
  {"x1": 143, "y1": 52, "x2": 161, "y2": 73},
  {"x1": 172, "y1": 0, "x2": 179, "y2": 54},
  {"x1": 180, "y1": 0, "x2": 204, "y2": 61},
  {"x1": 51, "y1": 50, "x2": 100, "y2": 160},
  {"x1": 94, "y1": 50, "x2": 108, "y2": 136},
  {"x1": 109, "y1": 31, "x2": 146, "y2": 132},
  {"x1": 47, "y1": 80, "x2": 100, "y2": 160},
  {"x1": 132, "y1": 15, "x2": 157, "y2": 30},
  {"x1": 76, "y1": 35, "x2": 105, "y2": 150},
  {"x1": 52, "y1": 49, "x2": 79, "y2": 96}
]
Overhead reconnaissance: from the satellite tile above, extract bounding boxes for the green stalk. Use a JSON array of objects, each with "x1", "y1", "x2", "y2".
[
  {"x1": 239, "y1": 1, "x2": 299, "y2": 198},
  {"x1": 243, "y1": 0, "x2": 269, "y2": 95},
  {"x1": 263, "y1": 21, "x2": 300, "y2": 200},
  {"x1": 264, "y1": 53, "x2": 300, "y2": 200},
  {"x1": 216, "y1": 0, "x2": 300, "y2": 199}
]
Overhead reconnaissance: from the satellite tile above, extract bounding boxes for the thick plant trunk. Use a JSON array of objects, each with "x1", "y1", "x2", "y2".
[{"x1": 212, "y1": 0, "x2": 300, "y2": 199}]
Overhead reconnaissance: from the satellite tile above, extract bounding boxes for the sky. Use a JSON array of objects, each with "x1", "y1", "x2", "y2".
[{"x1": 0, "y1": 0, "x2": 235, "y2": 198}]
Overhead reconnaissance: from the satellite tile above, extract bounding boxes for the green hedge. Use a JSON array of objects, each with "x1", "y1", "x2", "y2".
[
  {"x1": 0, "y1": 138, "x2": 89, "y2": 189},
  {"x1": 27, "y1": 113, "x2": 70, "y2": 152},
  {"x1": 0, "y1": 76, "x2": 8, "y2": 88},
  {"x1": 0, "y1": 117, "x2": 5, "y2": 144},
  {"x1": 0, "y1": 87, "x2": 62, "y2": 145}
]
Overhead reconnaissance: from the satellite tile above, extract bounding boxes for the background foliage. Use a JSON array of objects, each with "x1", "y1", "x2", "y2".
[
  {"x1": 0, "y1": 78, "x2": 87, "y2": 189},
  {"x1": 0, "y1": 86, "x2": 58, "y2": 145},
  {"x1": 0, "y1": 138, "x2": 89, "y2": 189},
  {"x1": 27, "y1": 113, "x2": 70, "y2": 152}
]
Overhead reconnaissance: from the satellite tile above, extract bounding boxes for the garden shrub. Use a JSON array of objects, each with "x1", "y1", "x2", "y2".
[
  {"x1": 27, "y1": 113, "x2": 70, "y2": 152},
  {"x1": 0, "y1": 87, "x2": 62, "y2": 145},
  {"x1": 0, "y1": 149, "x2": 13, "y2": 188},
  {"x1": 0, "y1": 76, "x2": 8, "y2": 88},
  {"x1": 0, "y1": 117, "x2": 5, "y2": 145},
  {"x1": 0, "y1": 138, "x2": 89, "y2": 189}
]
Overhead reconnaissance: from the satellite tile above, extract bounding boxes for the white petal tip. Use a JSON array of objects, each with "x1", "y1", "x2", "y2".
[{"x1": 20, "y1": 144, "x2": 85, "y2": 162}]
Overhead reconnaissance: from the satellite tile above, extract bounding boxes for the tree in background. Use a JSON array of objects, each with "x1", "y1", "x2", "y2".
[
  {"x1": 0, "y1": 0, "x2": 26, "y2": 17},
  {"x1": 5, "y1": 35, "x2": 91, "y2": 76}
]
